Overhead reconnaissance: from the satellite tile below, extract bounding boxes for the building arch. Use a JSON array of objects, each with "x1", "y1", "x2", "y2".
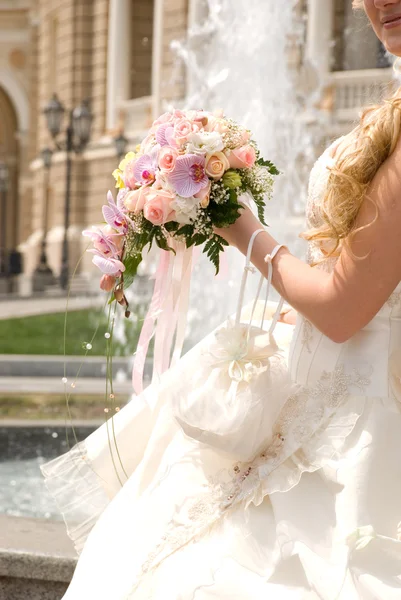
[
  {"x1": 0, "y1": 85, "x2": 20, "y2": 263},
  {"x1": 0, "y1": 67, "x2": 29, "y2": 133}
]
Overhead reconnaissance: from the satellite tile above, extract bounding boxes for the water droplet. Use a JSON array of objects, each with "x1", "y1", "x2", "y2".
[
  {"x1": 86, "y1": 343, "x2": 92, "y2": 350},
  {"x1": 62, "y1": 377, "x2": 68, "y2": 384},
  {"x1": 52, "y1": 432, "x2": 58, "y2": 438},
  {"x1": 104, "y1": 332, "x2": 111, "y2": 339}
]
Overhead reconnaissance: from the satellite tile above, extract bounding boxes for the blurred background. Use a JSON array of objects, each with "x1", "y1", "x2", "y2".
[{"x1": 0, "y1": 0, "x2": 396, "y2": 597}]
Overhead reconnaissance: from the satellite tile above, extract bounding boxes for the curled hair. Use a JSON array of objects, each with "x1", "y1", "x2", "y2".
[{"x1": 302, "y1": 88, "x2": 401, "y2": 259}]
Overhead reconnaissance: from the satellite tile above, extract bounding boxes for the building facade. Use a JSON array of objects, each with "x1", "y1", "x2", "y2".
[{"x1": 0, "y1": 0, "x2": 395, "y2": 295}]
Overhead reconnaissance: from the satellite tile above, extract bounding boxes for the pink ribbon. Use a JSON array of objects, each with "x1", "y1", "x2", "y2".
[
  {"x1": 132, "y1": 241, "x2": 194, "y2": 396},
  {"x1": 132, "y1": 249, "x2": 172, "y2": 395}
]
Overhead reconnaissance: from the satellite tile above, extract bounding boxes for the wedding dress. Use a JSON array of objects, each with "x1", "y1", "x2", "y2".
[{"x1": 41, "y1": 142, "x2": 401, "y2": 599}]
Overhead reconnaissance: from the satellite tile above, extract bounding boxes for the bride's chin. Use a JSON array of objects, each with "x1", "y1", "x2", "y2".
[{"x1": 382, "y1": 38, "x2": 401, "y2": 58}]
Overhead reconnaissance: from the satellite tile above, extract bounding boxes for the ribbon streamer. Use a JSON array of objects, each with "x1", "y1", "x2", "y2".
[{"x1": 132, "y1": 240, "x2": 194, "y2": 397}]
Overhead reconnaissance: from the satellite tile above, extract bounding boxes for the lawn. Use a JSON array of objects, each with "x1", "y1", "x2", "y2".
[
  {"x1": 0, "y1": 393, "x2": 121, "y2": 420},
  {"x1": 0, "y1": 308, "x2": 143, "y2": 355}
]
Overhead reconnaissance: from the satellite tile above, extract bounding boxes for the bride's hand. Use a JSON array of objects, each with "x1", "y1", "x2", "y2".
[{"x1": 214, "y1": 206, "x2": 262, "y2": 249}]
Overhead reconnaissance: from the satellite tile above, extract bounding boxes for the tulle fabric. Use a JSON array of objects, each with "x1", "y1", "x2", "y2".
[{"x1": 40, "y1": 303, "x2": 401, "y2": 600}]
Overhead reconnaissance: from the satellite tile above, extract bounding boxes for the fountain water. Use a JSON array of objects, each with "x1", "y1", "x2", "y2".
[{"x1": 170, "y1": 0, "x2": 317, "y2": 345}]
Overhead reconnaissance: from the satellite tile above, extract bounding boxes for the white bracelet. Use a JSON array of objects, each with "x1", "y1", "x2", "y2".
[{"x1": 264, "y1": 244, "x2": 288, "y2": 264}]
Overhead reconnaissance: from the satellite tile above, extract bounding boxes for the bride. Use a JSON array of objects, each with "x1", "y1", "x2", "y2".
[{"x1": 41, "y1": 1, "x2": 401, "y2": 598}]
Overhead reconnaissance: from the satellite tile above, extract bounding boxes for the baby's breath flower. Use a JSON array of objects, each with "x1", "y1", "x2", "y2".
[{"x1": 210, "y1": 180, "x2": 231, "y2": 204}]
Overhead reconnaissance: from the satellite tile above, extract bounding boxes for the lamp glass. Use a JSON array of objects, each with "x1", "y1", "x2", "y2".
[
  {"x1": 114, "y1": 133, "x2": 128, "y2": 158},
  {"x1": 44, "y1": 94, "x2": 65, "y2": 138},
  {"x1": 72, "y1": 99, "x2": 92, "y2": 147}
]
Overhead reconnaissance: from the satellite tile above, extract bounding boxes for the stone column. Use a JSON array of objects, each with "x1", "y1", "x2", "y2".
[
  {"x1": 306, "y1": 0, "x2": 333, "y2": 79},
  {"x1": 106, "y1": 0, "x2": 130, "y2": 132}
]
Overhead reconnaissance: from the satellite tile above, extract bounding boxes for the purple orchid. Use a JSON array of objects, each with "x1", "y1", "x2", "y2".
[
  {"x1": 102, "y1": 191, "x2": 134, "y2": 234},
  {"x1": 156, "y1": 122, "x2": 175, "y2": 147},
  {"x1": 91, "y1": 252, "x2": 125, "y2": 276},
  {"x1": 116, "y1": 188, "x2": 129, "y2": 212},
  {"x1": 168, "y1": 154, "x2": 209, "y2": 198},
  {"x1": 82, "y1": 227, "x2": 120, "y2": 258},
  {"x1": 133, "y1": 146, "x2": 160, "y2": 184}
]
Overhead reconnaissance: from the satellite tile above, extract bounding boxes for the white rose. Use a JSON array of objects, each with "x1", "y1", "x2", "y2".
[
  {"x1": 186, "y1": 131, "x2": 224, "y2": 155},
  {"x1": 171, "y1": 195, "x2": 201, "y2": 224}
]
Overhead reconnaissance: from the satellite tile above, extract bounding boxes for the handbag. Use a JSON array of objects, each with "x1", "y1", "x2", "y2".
[{"x1": 171, "y1": 229, "x2": 295, "y2": 462}]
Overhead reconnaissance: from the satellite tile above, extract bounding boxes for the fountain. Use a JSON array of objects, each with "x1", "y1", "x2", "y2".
[{"x1": 170, "y1": 0, "x2": 316, "y2": 345}]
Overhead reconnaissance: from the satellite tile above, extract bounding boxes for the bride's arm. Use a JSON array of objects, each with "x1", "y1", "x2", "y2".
[{"x1": 217, "y1": 138, "x2": 401, "y2": 343}]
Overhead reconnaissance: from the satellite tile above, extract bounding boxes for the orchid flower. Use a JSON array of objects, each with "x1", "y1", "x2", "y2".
[
  {"x1": 82, "y1": 226, "x2": 121, "y2": 258},
  {"x1": 133, "y1": 145, "x2": 160, "y2": 184},
  {"x1": 102, "y1": 191, "x2": 134, "y2": 234},
  {"x1": 156, "y1": 122, "x2": 176, "y2": 148},
  {"x1": 168, "y1": 154, "x2": 210, "y2": 198},
  {"x1": 91, "y1": 251, "x2": 126, "y2": 276}
]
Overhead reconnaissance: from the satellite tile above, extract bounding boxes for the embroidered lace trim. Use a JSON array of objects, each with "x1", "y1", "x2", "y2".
[{"x1": 127, "y1": 364, "x2": 371, "y2": 596}]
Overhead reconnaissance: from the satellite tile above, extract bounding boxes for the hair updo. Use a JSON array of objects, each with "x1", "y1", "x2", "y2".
[{"x1": 302, "y1": 0, "x2": 401, "y2": 260}]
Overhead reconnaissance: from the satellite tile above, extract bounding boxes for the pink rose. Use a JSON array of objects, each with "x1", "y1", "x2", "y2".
[
  {"x1": 124, "y1": 187, "x2": 149, "y2": 214},
  {"x1": 205, "y1": 151, "x2": 230, "y2": 180},
  {"x1": 158, "y1": 146, "x2": 178, "y2": 173},
  {"x1": 153, "y1": 112, "x2": 174, "y2": 127},
  {"x1": 100, "y1": 274, "x2": 116, "y2": 292},
  {"x1": 194, "y1": 180, "x2": 211, "y2": 208},
  {"x1": 228, "y1": 145, "x2": 256, "y2": 170},
  {"x1": 173, "y1": 118, "x2": 199, "y2": 144},
  {"x1": 207, "y1": 117, "x2": 228, "y2": 135},
  {"x1": 143, "y1": 189, "x2": 175, "y2": 225}
]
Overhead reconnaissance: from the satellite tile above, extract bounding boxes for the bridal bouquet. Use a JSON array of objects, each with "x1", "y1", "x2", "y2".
[
  {"x1": 83, "y1": 109, "x2": 278, "y2": 308},
  {"x1": 82, "y1": 109, "x2": 279, "y2": 394}
]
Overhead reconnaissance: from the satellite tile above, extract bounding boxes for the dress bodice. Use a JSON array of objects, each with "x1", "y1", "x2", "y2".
[{"x1": 289, "y1": 142, "x2": 401, "y2": 402}]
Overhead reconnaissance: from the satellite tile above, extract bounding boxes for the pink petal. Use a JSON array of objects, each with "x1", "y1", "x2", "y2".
[
  {"x1": 156, "y1": 122, "x2": 172, "y2": 147},
  {"x1": 92, "y1": 254, "x2": 125, "y2": 275}
]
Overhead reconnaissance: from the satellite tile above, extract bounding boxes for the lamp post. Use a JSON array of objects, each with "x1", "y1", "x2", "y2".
[
  {"x1": 33, "y1": 147, "x2": 54, "y2": 291},
  {"x1": 114, "y1": 131, "x2": 128, "y2": 161},
  {"x1": 0, "y1": 162, "x2": 9, "y2": 281},
  {"x1": 43, "y1": 94, "x2": 93, "y2": 290}
]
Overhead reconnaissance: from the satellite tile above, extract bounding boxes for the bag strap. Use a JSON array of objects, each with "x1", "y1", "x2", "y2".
[{"x1": 234, "y1": 228, "x2": 286, "y2": 338}]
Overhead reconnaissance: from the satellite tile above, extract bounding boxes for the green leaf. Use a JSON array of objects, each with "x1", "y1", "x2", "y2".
[
  {"x1": 164, "y1": 221, "x2": 180, "y2": 233},
  {"x1": 122, "y1": 252, "x2": 142, "y2": 291},
  {"x1": 208, "y1": 199, "x2": 242, "y2": 228},
  {"x1": 203, "y1": 234, "x2": 229, "y2": 275},
  {"x1": 176, "y1": 224, "x2": 195, "y2": 237},
  {"x1": 254, "y1": 197, "x2": 268, "y2": 226},
  {"x1": 256, "y1": 157, "x2": 280, "y2": 175},
  {"x1": 155, "y1": 235, "x2": 176, "y2": 254}
]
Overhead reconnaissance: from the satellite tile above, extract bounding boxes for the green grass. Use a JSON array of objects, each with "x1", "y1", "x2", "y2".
[
  {"x1": 0, "y1": 307, "x2": 144, "y2": 355},
  {"x1": 0, "y1": 393, "x2": 117, "y2": 420}
]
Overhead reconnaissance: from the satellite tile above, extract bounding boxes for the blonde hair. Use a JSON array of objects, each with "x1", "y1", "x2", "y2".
[{"x1": 302, "y1": 2, "x2": 401, "y2": 260}]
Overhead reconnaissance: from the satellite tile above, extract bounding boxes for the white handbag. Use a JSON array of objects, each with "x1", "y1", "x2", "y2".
[{"x1": 171, "y1": 229, "x2": 295, "y2": 462}]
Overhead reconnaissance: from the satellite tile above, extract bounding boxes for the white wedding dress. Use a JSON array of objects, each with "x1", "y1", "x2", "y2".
[{"x1": 41, "y1": 143, "x2": 401, "y2": 599}]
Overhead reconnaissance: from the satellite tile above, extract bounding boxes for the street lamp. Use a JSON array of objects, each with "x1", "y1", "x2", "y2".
[
  {"x1": 0, "y1": 161, "x2": 9, "y2": 280},
  {"x1": 33, "y1": 147, "x2": 55, "y2": 291},
  {"x1": 43, "y1": 94, "x2": 93, "y2": 290},
  {"x1": 114, "y1": 131, "x2": 128, "y2": 160}
]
